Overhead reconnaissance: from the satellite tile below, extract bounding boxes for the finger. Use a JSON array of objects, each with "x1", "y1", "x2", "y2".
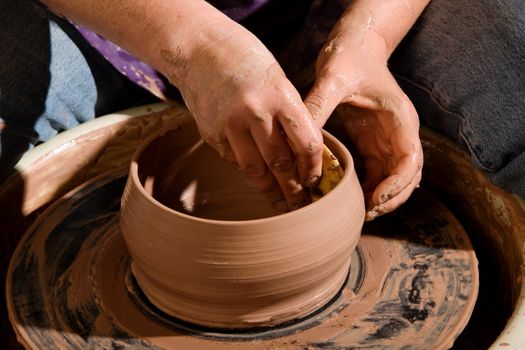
[
  {"x1": 224, "y1": 126, "x2": 288, "y2": 212},
  {"x1": 304, "y1": 77, "x2": 344, "y2": 127},
  {"x1": 365, "y1": 170, "x2": 422, "y2": 221},
  {"x1": 347, "y1": 93, "x2": 422, "y2": 209},
  {"x1": 210, "y1": 138, "x2": 238, "y2": 165},
  {"x1": 249, "y1": 116, "x2": 310, "y2": 210},
  {"x1": 367, "y1": 138, "x2": 423, "y2": 209},
  {"x1": 365, "y1": 134, "x2": 423, "y2": 212},
  {"x1": 275, "y1": 90, "x2": 323, "y2": 187}
]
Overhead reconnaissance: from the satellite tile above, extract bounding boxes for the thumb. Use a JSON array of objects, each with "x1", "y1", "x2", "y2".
[{"x1": 304, "y1": 78, "x2": 343, "y2": 128}]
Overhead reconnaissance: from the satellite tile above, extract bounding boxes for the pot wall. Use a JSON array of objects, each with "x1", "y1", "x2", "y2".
[
  {"x1": 120, "y1": 120, "x2": 365, "y2": 328},
  {"x1": 2, "y1": 103, "x2": 524, "y2": 349}
]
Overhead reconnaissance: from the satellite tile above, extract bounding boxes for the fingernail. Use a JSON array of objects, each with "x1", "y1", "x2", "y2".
[
  {"x1": 304, "y1": 175, "x2": 320, "y2": 187},
  {"x1": 273, "y1": 200, "x2": 289, "y2": 212}
]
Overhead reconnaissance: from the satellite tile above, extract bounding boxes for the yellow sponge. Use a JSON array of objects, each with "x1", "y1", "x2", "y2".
[{"x1": 310, "y1": 145, "x2": 344, "y2": 202}]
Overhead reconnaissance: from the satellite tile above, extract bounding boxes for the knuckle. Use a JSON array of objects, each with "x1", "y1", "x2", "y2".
[
  {"x1": 269, "y1": 155, "x2": 294, "y2": 173},
  {"x1": 238, "y1": 94, "x2": 261, "y2": 113},
  {"x1": 251, "y1": 111, "x2": 272, "y2": 124},
  {"x1": 243, "y1": 162, "x2": 267, "y2": 179},
  {"x1": 321, "y1": 68, "x2": 348, "y2": 89},
  {"x1": 297, "y1": 138, "x2": 323, "y2": 158},
  {"x1": 307, "y1": 136, "x2": 323, "y2": 154},
  {"x1": 274, "y1": 79, "x2": 296, "y2": 97},
  {"x1": 281, "y1": 115, "x2": 300, "y2": 129},
  {"x1": 306, "y1": 92, "x2": 325, "y2": 113},
  {"x1": 305, "y1": 94, "x2": 325, "y2": 116}
]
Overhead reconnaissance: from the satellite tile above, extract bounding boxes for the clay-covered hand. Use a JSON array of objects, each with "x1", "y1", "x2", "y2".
[
  {"x1": 169, "y1": 24, "x2": 323, "y2": 211},
  {"x1": 304, "y1": 31, "x2": 423, "y2": 221},
  {"x1": 39, "y1": 1, "x2": 322, "y2": 210}
]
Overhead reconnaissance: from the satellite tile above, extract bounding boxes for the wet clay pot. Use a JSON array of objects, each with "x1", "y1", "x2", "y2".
[{"x1": 120, "y1": 119, "x2": 365, "y2": 329}]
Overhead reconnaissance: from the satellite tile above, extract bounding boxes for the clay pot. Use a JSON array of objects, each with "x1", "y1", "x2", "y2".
[{"x1": 120, "y1": 119, "x2": 365, "y2": 329}]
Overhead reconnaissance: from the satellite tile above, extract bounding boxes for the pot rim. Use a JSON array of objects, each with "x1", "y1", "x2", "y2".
[
  {"x1": 127, "y1": 123, "x2": 361, "y2": 226},
  {"x1": 6, "y1": 102, "x2": 525, "y2": 347}
]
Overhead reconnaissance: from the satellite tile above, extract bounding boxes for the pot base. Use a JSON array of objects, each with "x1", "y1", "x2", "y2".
[{"x1": 7, "y1": 168, "x2": 478, "y2": 350}]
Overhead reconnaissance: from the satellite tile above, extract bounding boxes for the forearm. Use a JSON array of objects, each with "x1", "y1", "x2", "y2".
[
  {"x1": 329, "y1": 0, "x2": 430, "y2": 60},
  {"x1": 41, "y1": 0, "x2": 242, "y2": 85}
]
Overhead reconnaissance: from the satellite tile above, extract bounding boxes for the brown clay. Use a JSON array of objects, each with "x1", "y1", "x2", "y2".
[
  {"x1": 6, "y1": 170, "x2": 478, "y2": 350},
  {"x1": 3, "y1": 104, "x2": 511, "y2": 349},
  {"x1": 119, "y1": 119, "x2": 366, "y2": 328}
]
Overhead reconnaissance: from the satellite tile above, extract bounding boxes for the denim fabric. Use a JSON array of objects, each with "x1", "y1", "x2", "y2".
[
  {"x1": 0, "y1": 0, "x2": 154, "y2": 182},
  {"x1": 1, "y1": 0, "x2": 524, "y2": 196},
  {"x1": 390, "y1": 0, "x2": 525, "y2": 196}
]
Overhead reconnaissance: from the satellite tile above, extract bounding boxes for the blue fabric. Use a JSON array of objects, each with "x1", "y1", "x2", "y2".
[
  {"x1": 0, "y1": 0, "x2": 154, "y2": 182},
  {"x1": 389, "y1": 0, "x2": 525, "y2": 195},
  {"x1": 1, "y1": 0, "x2": 524, "y2": 197}
]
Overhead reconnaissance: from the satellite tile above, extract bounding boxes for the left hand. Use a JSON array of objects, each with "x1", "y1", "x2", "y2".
[{"x1": 304, "y1": 30, "x2": 423, "y2": 221}]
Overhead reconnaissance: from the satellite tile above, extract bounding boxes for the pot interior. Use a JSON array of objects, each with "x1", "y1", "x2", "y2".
[
  {"x1": 139, "y1": 132, "x2": 277, "y2": 221},
  {"x1": 135, "y1": 125, "x2": 348, "y2": 222}
]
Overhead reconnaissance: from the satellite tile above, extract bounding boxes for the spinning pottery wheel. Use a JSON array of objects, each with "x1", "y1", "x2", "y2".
[
  {"x1": 2, "y1": 104, "x2": 524, "y2": 349},
  {"x1": 7, "y1": 170, "x2": 477, "y2": 349}
]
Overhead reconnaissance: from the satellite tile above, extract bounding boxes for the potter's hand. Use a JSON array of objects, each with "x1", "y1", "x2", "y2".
[
  {"x1": 304, "y1": 29, "x2": 423, "y2": 221},
  {"x1": 174, "y1": 25, "x2": 323, "y2": 211},
  {"x1": 41, "y1": 0, "x2": 322, "y2": 211}
]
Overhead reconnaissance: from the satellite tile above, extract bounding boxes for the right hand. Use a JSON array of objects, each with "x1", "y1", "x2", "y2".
[{"x1": 166, "y1": 23, "x2": 323, "y2": 212}]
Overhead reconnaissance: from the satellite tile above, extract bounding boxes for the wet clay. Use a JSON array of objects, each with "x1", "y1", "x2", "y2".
[
  {"x1": 7, "y1": 103, "x2": 523, "y2": 349},
  {"x1": 6, "y1": 169, "x2": 478, "y2": 350},
  {"x1": 142, "y1": 131, "x2": 280, "y2": 220},
  {"x1": 120, "y1": 121, "x2": 365, "y2": 328}
]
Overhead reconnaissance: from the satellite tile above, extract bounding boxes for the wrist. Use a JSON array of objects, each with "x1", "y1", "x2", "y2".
[
  {"x1": 324, "y1": 23, "x2": 389, "y2": 64},
  {"x1": 328, "y1": 0, "x2": 429, "y2": 61},
  {"x1": 43, "y1": 0, "x2": 239, "y2": 89},
  {"x1": 148, "y1": 2, "x2": 242, "y2": 87},
  {"x1": 158, "y1": 21, "x2": 250, "y2": 88}
]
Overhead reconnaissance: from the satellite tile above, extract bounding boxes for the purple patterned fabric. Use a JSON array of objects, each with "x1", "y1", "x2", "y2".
[{"x1": 74, "y1": 0, "x2": 276, "y2": 100}]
